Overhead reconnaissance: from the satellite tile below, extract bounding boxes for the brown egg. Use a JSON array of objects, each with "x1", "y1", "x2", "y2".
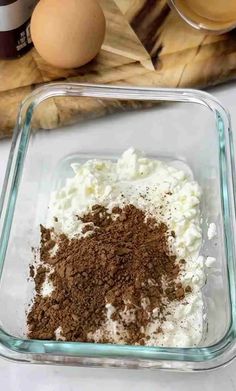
[{"x1": 31, "y1": 0, "x2": 106, "y2": 69}]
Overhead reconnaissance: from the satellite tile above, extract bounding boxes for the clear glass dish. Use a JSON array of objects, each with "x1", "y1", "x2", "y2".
[{"x1": 0, "y1": 83, "x2": 235, "y2": 371}]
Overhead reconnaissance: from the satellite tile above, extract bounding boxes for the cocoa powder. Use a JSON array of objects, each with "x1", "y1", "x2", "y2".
[
  {"x1": 27, "y1": 204, "x2": 186, "y2": 344},
  {"x1": 33, "y1": 265, "x2": 48, "y2": 295}
]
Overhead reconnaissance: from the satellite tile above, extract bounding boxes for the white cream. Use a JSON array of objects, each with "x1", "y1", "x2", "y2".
[
  {"x1": 48, "y1": 148, "x2": 202, "y2": 259},
  {"x1": 41, "y1": 267, "x2": 54, "y2": 297},
  {"x1": 47, "y1": 148, "x2": 205, "y2": 347},
  {"x1": 205, "y1": 256, "x2": 216, "y2": 268},
  {"x1": 207, "y1": 223, "x2": 217, "y2": 240}
]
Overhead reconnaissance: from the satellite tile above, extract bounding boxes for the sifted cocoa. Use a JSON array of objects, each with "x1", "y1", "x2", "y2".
[{"x1": 27, "y1": 204, "x2": 186, "y2": 344}]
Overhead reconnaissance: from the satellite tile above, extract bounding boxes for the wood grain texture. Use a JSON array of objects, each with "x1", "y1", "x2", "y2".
[
  {"x1": 1, "y1": 0, "x2": 236, "y2": 138},
  {"x1": 118, "y1": 0, "x2": 236, "y2": 86},
  {"x1": 100, "y1": 0, "x2": 154, "y2": 69}
]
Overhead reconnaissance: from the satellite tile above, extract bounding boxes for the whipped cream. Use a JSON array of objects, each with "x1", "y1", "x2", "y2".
[{"x1": 46, "y1": 148, "x2": 205, "y2": 347}]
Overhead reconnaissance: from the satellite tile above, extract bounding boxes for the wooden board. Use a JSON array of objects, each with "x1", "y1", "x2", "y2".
[{"x1": 1, "y1": 0, "x2": 236, "y2": 138}]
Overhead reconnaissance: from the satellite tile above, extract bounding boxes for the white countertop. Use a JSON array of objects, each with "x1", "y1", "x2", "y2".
[{"x1": 1, "y1": 82, "x2": 236, "y2": 390}]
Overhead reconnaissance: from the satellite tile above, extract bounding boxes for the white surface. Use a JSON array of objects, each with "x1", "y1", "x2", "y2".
[{"x1": 0, "y1": 82, "x2": 236, "y2": 389}]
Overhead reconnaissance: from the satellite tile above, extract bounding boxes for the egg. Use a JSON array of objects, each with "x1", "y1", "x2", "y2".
[{"x1": 30, "y1": 0, "x2": 106, "y2": 69}]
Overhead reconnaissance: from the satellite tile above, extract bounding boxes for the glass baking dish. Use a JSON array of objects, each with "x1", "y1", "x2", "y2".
[{"x1": 0, "y1": 83, "x2": 235, "y2": 371}]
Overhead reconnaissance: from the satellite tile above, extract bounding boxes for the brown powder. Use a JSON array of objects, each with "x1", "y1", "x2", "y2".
[
  {"x1": 29, "y1": 264, "x2": 35, "y2": 279},
  {"x1": 33, "y1": 265, "x2": 48, "y2": 295},
  {"x1": 27, "y1": 204, "x2": 185, "y2": 344}
]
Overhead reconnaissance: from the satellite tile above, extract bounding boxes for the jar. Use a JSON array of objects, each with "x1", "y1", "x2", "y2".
[{"x1": 0, "y1": 0, "x2": 37, "y2": 59}]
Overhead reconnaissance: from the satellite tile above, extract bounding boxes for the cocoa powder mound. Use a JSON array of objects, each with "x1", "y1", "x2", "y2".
[{"x1": 27, "y1": 204, "x2": 185, "y2": 344}]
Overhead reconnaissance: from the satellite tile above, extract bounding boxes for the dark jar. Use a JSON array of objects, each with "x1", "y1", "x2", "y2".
[{"x1": 0, "y1": 0, "x2": 37, "y2": 59}]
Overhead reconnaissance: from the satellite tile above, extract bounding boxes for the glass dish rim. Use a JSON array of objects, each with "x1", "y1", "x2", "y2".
[{"x1": 0, "y1": 83, "x2": 236, "y2": 370}]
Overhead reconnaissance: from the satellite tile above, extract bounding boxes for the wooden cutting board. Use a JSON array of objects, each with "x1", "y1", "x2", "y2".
[{"x1": 1, "y1": 0, "x2": 236, "y2": 138}]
